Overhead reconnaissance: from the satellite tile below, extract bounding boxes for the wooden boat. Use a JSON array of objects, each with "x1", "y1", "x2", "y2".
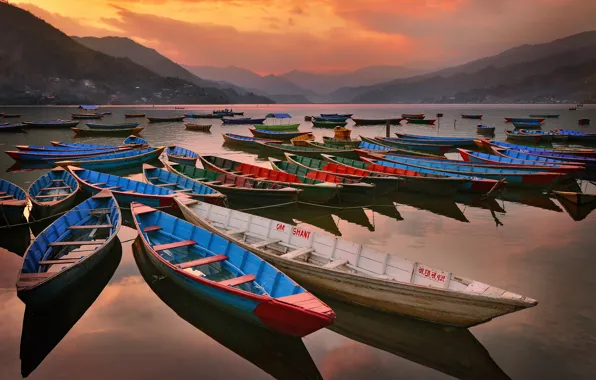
[
  {"x1": 0, "y1": 123, "x2": 25, "y2": 133},
  {"x1": 402, "y1": 113, "x2": 425, "y2": 119},
  {"x1": 312, "y1": 120, "x2": 347, "y2": 128},
  {"x1": 290, "y1": 133, "x2": 315, "y2": 147},
  {"x1": 123, "y1": 135, "x2": 149, "y2": 146},
  {"x1": 198, "y1": 155, "x2": 341, "y2": 204},
  {"x1": 71, "y1": 113, "x2": 102, "y2": 120},
  {"x1": 124, "y1": 113, "x2": 146, "y2": 118},
  {"x1": 186, "y1": 113, "x2": 222, "y2": 119},
  {"x1": 462, "y1": 114, "x2": 483, "y2": 119},
  {"x1": 78, "y1": 105, "x2": 99, "y2": 110},
  {"x1": 512, "y1": 121, "x2": 543, "y2": 129},
  {"x1": 477, "y1": 125, "x2": 495, "y2": 134},
  {"x1": 163, "y1": 162, "x2": 301, "y2": 206},
  {"x1": 5, "y1": 147, "x2": 132, "y2": 162},
  {"x1": 284, "y1": 153, "x2": 401, "y2": 195},
  {"x1": 142, "y1": 164, "x2": 226, "y2": 205},
  {"x1": 352, "y1": 118, "x2": 402, "y2": 125},
  {"x1": 394, "y1": 133, "x2": 477, "y2": 148},
  {"x1": 373, "y1": 137, "x2": 451, "y2": 153},
  {"x1": 269, "y1": 158, "x2": 377, "y2": 202},
  {"x1": 322, "y1": 136, "x2": 361, "y2": 147},
  {"x1": 71, "y1": 126, "x2": 144, "y2": 136},
  {"x1": 395, "y1": 132, "x2": 474, "y2": 141},
  {"x1": 529, "y1": 114, "x2": 560, "y2": 118},
  {"x1": 579, "y1": 118, "x2": 590, "y2": 125},
  {"x1": 68, "y1": 166, "x2": 184, "y2": 207},
  {"x1": 254, "y1": 123, "x2": 301, "y2": 131},
  {"x1": 505, "y1": 117, "x2": 545, "y2": 123},
  {"x1": 478, "y1": 139, "x2": 596, "y2": 158},
  {"x1": 28, "y1": 167, "x2": 80, "y2": 219},
  {"x1": 320, "y1": 113, "x2": 353, "y2": 118},
  {"x1": 258, "y1": 141, "x2": 357, "y2": 159},
  {"x1": 222, "y1": 117, "x2": 267, "y2": 125},
  {"x1": 166, "y1": 145, "x2": 198, "y2": 165},
  {"x1": 436, "y1": 113, "x2": 444, "y2": 117},
  {"x1": 51, "y1": 141, "x2": 121, "y2": 150},
  {"x1": 22, "y1": 120, "x2": 79, "y2": 128},
  {"x1": 131, "y1": 201, "x2": 334, "y2": 336},
  {"x1": 222, "y1": 133, "x2": 282, "y2": 148},
  {"x1": 552, "y1": 129, "x2": 596, "y2": 143},
  {"x1": 313, "y1": 116, "x2": 349, "y2": 122},
  {"x1": 552, "y1": 190, "x2": 596, "y2": 206},
  {"x1": 0, "y1": 179, "x2": 27, "y2": 225},
  {"x1": 16, "y1": 189, "x2": 121, "y2": 307},
  {"x1": 85, "y1": 122, "x2": 140, "y2": 129},
  {"x1": 333, "y1": 126, "x2": 351, "y2": 139},
  {"x1": 311, "y1": 141, "x2": 402, "y2": 157},
  {"x1": 359, "y1": 136, "x2": 444, "y2": 157},
  {"x1": 406, "y1": 118, "x2": 436, "y2": 125},
  {"x1": 185, "y1": 123, "x2": 212, "y2": 132},
  {"x1": 249, "y1": 128, "x2": 309, "y2": 140},
  {"x1": 322, "y1": 155, "x2": 467, "y2": 196},
  {"x1": 492, "y1": 148, "x2": 596, "y2": 169},
  {"x1": 55, "y1": 147, "x2": 165, "y2": 171},
  {"x1": 147, "y1": 116, "x2": 185, "y2": 123},
  {"x1": 232, "y1": 111, "x2": 244, "y2": 116},
  {"x1": 16, "y1": 144, "x2": 122, "y2": 152},
  {"x1": 174, "y1": 197, "x2": 537, "y2": 327},
  {"x1": 505, "y1": 130, "x2": 545, "y2": 143},
  {"x1": 519, "y1": 129, "x2": 565, "y2": 141},
  {"x1": 2, "y1": 113, "x2": 21, "y2": 118}
]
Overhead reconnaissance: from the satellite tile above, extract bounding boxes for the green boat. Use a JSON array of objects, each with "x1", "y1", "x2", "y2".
[
  {"x1": 322, "y1": 136, "x2": 361, "y2": 147},
  {"x1": 359, "y1": 136, "x2": 444, "y2": 157},
  {"x1": 254, "y1": 123, "x2": 301, "y2": 131},
  {"x1": 284, "y1": 153, "x2": 400, "y2": 195},
  {"x1": 268, "y1": 157, "x2": 376, "y2": 203},
  {"x1": 163, "y1": 161, "x2": 301, "y2": 207},
  {"x1": 312, "y1": 120, "x2": 347, "y2": 128},
  {"x1": 257, "y1": 141, "x2": 358, "y2": 159},
  {"x1": 198, "y1": 155, "x2": 341, "y2": 204}
]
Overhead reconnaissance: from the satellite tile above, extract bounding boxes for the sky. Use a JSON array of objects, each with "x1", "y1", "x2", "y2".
[{"x1": 16, "y1": 0, "x2": 596, "y2": 75}]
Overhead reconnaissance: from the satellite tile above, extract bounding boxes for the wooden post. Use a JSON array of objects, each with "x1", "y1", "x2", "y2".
[{"x1": 385, "y1": 120, "x2": 390, "y2": 137}]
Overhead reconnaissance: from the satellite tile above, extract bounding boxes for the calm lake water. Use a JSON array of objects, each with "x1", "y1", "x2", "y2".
[{"x1": 1, "y1": 104, "x2": 595, "y2": 379}]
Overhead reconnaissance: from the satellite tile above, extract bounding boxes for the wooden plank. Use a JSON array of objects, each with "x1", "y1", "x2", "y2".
[
  {"x1": 174, "y1": 189, "x2": 192, "y2": 193},
  {"x1": 323, "y1": 259, "x2": 348, "y2": 269},
  {"x1": 226, "y1": 228, "x2": 246, "y2": 235},
  {"x1": 250, "y1": 238, "x2": 281, "y2": 248},
  {"x1": 35, "y1": 194, "x2": 69, "y2": 199},
  {"x1": 39, "y1": 258, "x2": 81, "y2": 265},
  {"x1": 49, "y1": 240, "x2": 104, "y2": 247},
  {"x1": 219, "y1": 184, "x2": 235, "y2": 187},
  {"x1": 68, "y1": 224, "x2": 113, "y2": 230},
  {"x1": 280, "y1": 247, "x2": 313, "y2": 260},
  {"x1": 91, "y1": 182, "x2": 106, "y2": 187},
  {"x1": 154, "y1": 240, "x2": 196, "y2": 251},
  {"x1": 219, "y1": 274, "x2": 255, "y2": 287},
  {"x1": 19, "y1": 272, "x2": 53, "y2": 279},
  {"x1": 146, "y1": 177, "x2": 159, "y2": 180},
  {"x1": 205, "y1": 181, "x2": 222, "y2": 184},
  {"x1": 0, "y1": 192, "x2": 5, "y2": 196},
  {"x1": 106, "y1": 186, "x2": 121, "y2": 190},
  {"x1": 178, "y1": 254, "x2": 228, "y2": 269},
  {"x1": 143, "y1": 225, "x2": 162, "y2": 233},
  {"x1": 156, "y1": 183, "x2": 177, "y2": 187},
  {"x1": 40, "y1": 186, "x2": 71, "y2": 191},
  {"x1": 134, "y1": 206, "x2": 156, "y2": 215},
  {"x1": 51, "y1": 179, "x2": 65, "y2": 183},
  {"x1": 0, "y1": 195, "x2": 15, "y2": 200}
]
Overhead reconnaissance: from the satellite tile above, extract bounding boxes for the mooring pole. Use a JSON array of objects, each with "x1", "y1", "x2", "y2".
[{"x1": 386, "y1": 120, "x2": 390, "y2": 137}]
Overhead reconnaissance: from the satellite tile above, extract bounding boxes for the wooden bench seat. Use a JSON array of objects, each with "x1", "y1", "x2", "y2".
[
  {"x1": 156, "y1": 183, "x2": 177, "y2": 187},
  {"x1": 40, "y1": 257, "x2": 82, "y2": 265},
  {"x1": 133, "y1": 206, "x2": 156, "y2": 215},
  {"x1": 204, "y1": 181, "x2": 222, "y2": 185},
  {"x1": 91, "y1": 182, "x2": 106, "y2": 187},
  {"x1": 219, "y1": 183, "x2": 235, "y2": 187},
  {"x1": 323, "y1": 259, "x2": 348, "y2": 269},
  {"x1": 143, "y1": 225, "x2": 162, "y2": 233},
  {"x1": 174, "y1": 189, "x2": 192, "y2": 193},
  {"x1": 19, "y1": 272, "x2": 53, "y2": 279},
  {"x1": 194, "y1": 178, "x2": 207, "y2": 181},
  {"x1": 178, "y1": 254, "x2": 228, "y2": 269},
  {"x1": 146, "y1": 177, "x2": 159, "y2": 181},
  {"x1": 49, "y1": 240, "x2": 104, "y2": 247},
  {"x1": 106, "y1": 186, "x2": 122, "y2": 190},
  {"x1": 0, "y1": 195, "x2": 15, "y2": 200},
  {"x1": 68, "y1": 224, "x2": 113, "y2": 230},
  {"x1": 35, "y1": 194, "x2": 69, "y2": 199},
  {"x1": 280, "y1": 247, "x2": 313, "y2": 260},
  {"x1": 51, "y1": 179, "x2": 65, "y2": 183},
  {"x1": 154, "y1": 240, "x2": 196, "y2": 251},
  {"x1": 219, "y1": 274, "x2": 255, "y2": 287},
  {"x1": 250, "y1": 238, "x2": 281, "y2": 249},
  {"x1": 229, "y1": 171, "x2": 243, "y2": 175},
  {"x1": 0, "y1": 192, "x2": 5, "y2": 196},
  {"x1": 40, "y1": 186, "x2": 71, "y2": 191}
]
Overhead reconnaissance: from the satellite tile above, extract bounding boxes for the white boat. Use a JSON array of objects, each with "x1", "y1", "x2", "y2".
[{"x1": 174, "y1": 197, "x2": 538, "y2": 327}]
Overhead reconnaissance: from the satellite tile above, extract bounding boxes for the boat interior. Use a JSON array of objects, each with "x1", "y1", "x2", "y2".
[{"x1": 29, "y1": 169, "x2": 78, "y2": 204}]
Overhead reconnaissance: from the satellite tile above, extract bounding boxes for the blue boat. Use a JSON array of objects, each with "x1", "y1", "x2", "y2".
[
  {"x1": 16, "y1": 189, "x2": 121, "y2": 307},
  {"x1": 123, "y1": 135, "x2": 149, "y2": 146},
  {"x1": 512, "y1": 121, "x2": 543, "y2": 129},
  {"x1": 496, "y1": 149, "x2": 596, "y2": 169},
  {"x1": 395, "y1": 133, "x2": 478, "y2": 144},
  {"x1": 483, "y1": 140, "x2": 596, "y2": 158},
  {"x1": 552, "y1": 129, "x2": 596, "y2": 143},
  {"x1": 5, "y1": 147, "x2": 133, "y2": 162},
  {"x1": 505, "y1": 117, "x2": 544, "y2": 123},
  {"x1": 142, "y1": 164, "x2": 226, "y2": 205},
  {"x1": 477, "y1": 125, "x2": 495, "y2": 134},
  {"x1": 166, "y1": 146, "x2": 198, "y2": 165},
  {"x1": 86, "y1": 122, "x2": 140, "y2": 130},
  {"x1": 222, "y1": 117, "x2": 267, "y2": 125},
  {"x1": 313, "y1": 116, "x2": 349, "y2": 122},
  {"x1": 459, "y1": 149, "x2": 572, "y2": 166},
  {"x1": 22, "y1": 120, "x2": 80, "y2": 128},
  {"x1": 0, "y1": 179, "x2": 27, "y2": 225},
  {"x1": 68, "y1": 167, "x2": 181, "y2": 207},
  {"x1": 0, "y1": 123, "x2": 26, "y2": 133},
  {"x1": 54, "y1": 147, "x2": 165, "y2": 171},
  {"x1": 130, "y1": 202, "x2": 334, "y2": 337},
  {"x1": 28, "y1": 167, "x2": 80, "y2": 218},
  {"x1": 51, "y1": 141, "x2": 122, "y2": 150}
]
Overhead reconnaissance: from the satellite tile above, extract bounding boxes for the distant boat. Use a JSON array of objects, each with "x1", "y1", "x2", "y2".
[
  {"x1": 85, "y1": 122, "x2": 140, "y2": 130},
  {"x1": 320, "y1": 113, "x2": 353, "y2": 118},
  {"x1": 1, "y1": 113, "x2": 21, "y2": 118},
  {"x1": 529, "y1": 114, "x2": 559, "y2": 118},
  {"x1": 406, "y1": 119, "x2": 436, "y2": 125},
  {"x1": 123, "y1": 135, "x2": 149, "y2": 146},
  {"x1": 71, "y1": 113, "x2": 102, "y2": 120},
  {"x1": 461, "y1": 114, "x2": 483, "y2": 119},
  {"x1": 505, "y1": 117, "x2": 545, "y2": 123},
  {"x1": 222, "y1": 117, "x2": 267, "y2": 125},
  {"x1": 124, "y1": 113, "x2": 146, "y2": 118},
  {"x1": 185, "y1": 113, "x2": 222, "y2": 119},
  {"x1": 147, "y1": 116, "x2": 185, "y2": 123},
  {"x1": 78, "y1": 105, "x2": 99, "y2": 110},
  {"x1": 476, "y1": 125, "x2": 495, "y2": 134},
  {"x1": 512, "y1": 121, "x2": 543, "y2": 129},
  {"x1": 249, "y1": 128, "x2": 308, "y2": 140},
  {"x1": 0, "y1": 123, "x2": 26, "y2": 133},
  {"x1": 71, "y1": 126, "x2": 144, "y2": 136},
  {"x1": 222, "y1": 133, "x2": 283, "y2": 148},
  {"x1": 505, "y1": 129, "x2": 550, "y2": 143},
  {"x1": 22, "y1": 120, "x2": 79, "y2": 128},
  {"x1": 312, "y1": 120, "x2": 347, "y2": 128},
  {"x1": 184, "y1": 123, "x2": 212, "y2": 132},
  {"x1": 313, "y1": 116, "x2": 349, "y2": 122},
  {"x1": 54, "y1": 147, "x2": 165, "y2": 171},
  {"x1": 166, "y1": 145, "x2": 199, "y2": 165},
  {"x1": 353, "y1": 118, "x2": 402, "y2": 125},
  {"x1": 579, "y1": 119, "x2": 591, "y2": 125},
  {"x1": 402, "y1": 113, "x2": 425, "y2": 119}
]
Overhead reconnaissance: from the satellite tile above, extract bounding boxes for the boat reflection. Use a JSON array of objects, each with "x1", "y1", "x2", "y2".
[
  {"x1": 367, "y1": 198, "x2": 404, "y2": 221},
  {"x1": 555, "y1": 196, "x2": 596, "y2": 221},
  {"x1": 132, "y1": 238, "x2": 322, "y2": 380},
  {"x1": 0, "y1": 224, "x2": 31, "y2": 256},
  {"x1": 6, "y1": 162, "x2": 53, "y2": 173},
  {"x1": 320, "y1": 296, "x2": 511, "y2": 380},
  {"x1": 498, "y1": 189, "x2": 563, "y2": 213},
  {"x1": 243, "y1": 202, "x2": 341, "y2": 235},
  {"x1": 20, "y1": 240, "x2": 122, "y2": 378},
  {"x1": 394, "y1": 192, "x2": 469, "y2": 223}
]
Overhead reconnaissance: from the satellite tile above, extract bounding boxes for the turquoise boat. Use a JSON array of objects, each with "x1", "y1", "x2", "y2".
[
  {"x1": 0, "y1": 179, "x2": 27, "y2": 225},
  {"x1": 86, "y1": 122, "x2": 140, "y2": 129},
  {"x1": 22, "y1": 120, "x2": 80, "y2": 128},
  {"x1": 166, "y1": 146, "x2": 199, "y2": 166},
  {"x1": 123, "y1": 135, "x2": 149, "y2": 146},
  {"x1": 54, "y1": 147, "x2": 165, "y2": 171},
  {"x1": 479, "y1": 140, "x2": 596, "y2": 158},
  {"x1": 458, "y1": 148, "x2": 580, "y2": 170},
  {"x1": 371, "y1": 137, "x2": 451, "y2": 154},
  {"x1": 51, "y1": 141, "x2": 122, "y2": 150},
  {"x1": 28, "y1": 167, "x2": 80, "y2": 219},
  {"x1": 495, "y1": 149, "x2": 596, "y2": 169},
  {"x1": 142, "y1": 164, "x2": 226, "y2": 205},
  {"x1": 395, "y1": 133, "x2": 478, "y2": 146},
  {"x1": 6, "y1": 147, "x2": 132, "y2": 162}
]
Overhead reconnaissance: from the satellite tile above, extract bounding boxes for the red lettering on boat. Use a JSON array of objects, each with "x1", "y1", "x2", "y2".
[
  {"x1": 292, "y1": 228, "x2": 311, "y2": 239},
  {"x1": 276, "y1": 223, "x2": 286, "y2": 232}
]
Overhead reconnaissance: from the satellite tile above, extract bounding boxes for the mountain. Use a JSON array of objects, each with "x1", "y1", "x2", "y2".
[
  {"x1": 280, "y1": 66, "x2": 424, "y2": 94},
  {"x1": 0, "y1": 3, "x2": 244, "y2": 105},
  {"x1": 184, "y1": 65, "x2": 313, "y2": 98},
  {"x1": 73, "y1": 36, "x2": 271, "y2": 104},
  {"x1": 338, "y1": 31, "x2": 596, "y2": 103}
]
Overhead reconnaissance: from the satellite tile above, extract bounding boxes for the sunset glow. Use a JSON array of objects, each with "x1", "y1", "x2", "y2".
[{"x1": 16, "y1": 0, "x2": 596, "y2": 74}]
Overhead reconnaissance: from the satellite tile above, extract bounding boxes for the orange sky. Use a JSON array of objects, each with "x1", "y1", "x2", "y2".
[{"x1": 16, "y1": 0, "x2": 596, "y2": 74}]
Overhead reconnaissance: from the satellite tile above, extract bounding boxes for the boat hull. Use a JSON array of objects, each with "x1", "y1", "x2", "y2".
[
  {"x1": 55, "y1": 147, "x2": 164, "y2": 171},
  {"x1": 72, "y1": 127, "x2": 144, "y2": 136},
  {"x1": 353, "y1": 118, "x2": 402, "y2": 125},
  {"x1": 254, "y1": 123, "x2": 300, "y2": 131},
  {"x1": 0, "y1": 202, "x2": 27, "y2": 226}
]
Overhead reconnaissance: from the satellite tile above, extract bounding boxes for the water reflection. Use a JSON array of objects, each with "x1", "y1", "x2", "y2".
[
  {"x1": 20, "y1": 240, "x2": 122, "y2": 377},
  {"x1": 0, "y1": 224, "x2": 31, "y2": 256},
  {"x1": 394, "y1": 192, "x2": 469, "y2": 223},
  {"x1": 498, "y1": 190, "x2": 563, "y2": 213},
  {"x1": 131, "y1": 238, "x2": 323, "y2": 380},
  {"x1": 555, "y1": 197, "x2": 596, "y2": 221},
  {"x1": 321, "y1": 296, "x2": 511, "y2": 380}
]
